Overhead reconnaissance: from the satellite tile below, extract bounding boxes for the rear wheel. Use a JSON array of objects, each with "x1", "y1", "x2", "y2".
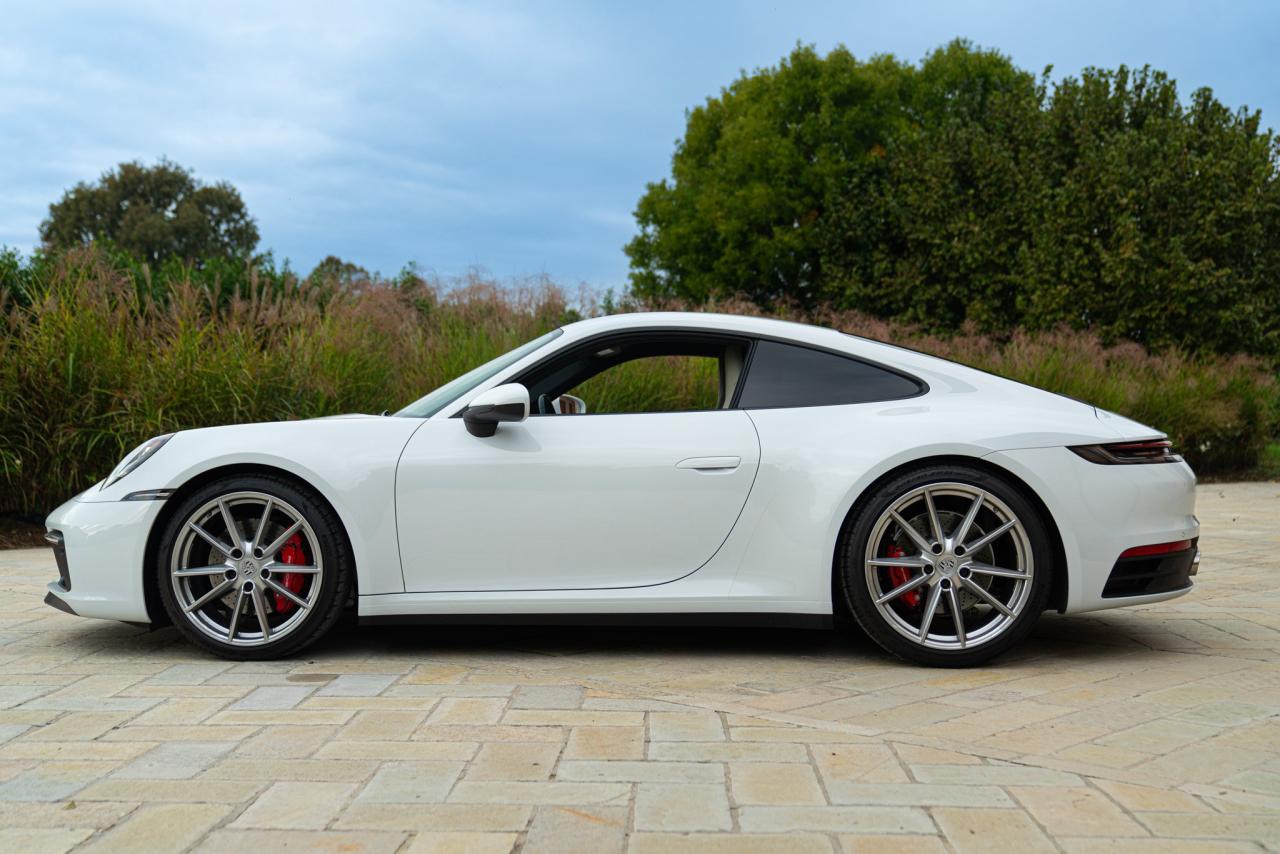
[
  {"x1": 156, "y1": 474, "x2": 352, "y2": 660},
  {"x1": 839, "y1": 464, "x2": 1052, "y2": 667}
]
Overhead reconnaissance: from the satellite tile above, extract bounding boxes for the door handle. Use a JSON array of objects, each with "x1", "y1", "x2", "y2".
[{"x1": 675, "y1": 456, "x2": 741, "y2": 472}]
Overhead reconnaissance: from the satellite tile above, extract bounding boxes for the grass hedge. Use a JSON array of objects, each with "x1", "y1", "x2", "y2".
[{"x1": 1, "y1": 248, "x2": 1275, "y2": 514}]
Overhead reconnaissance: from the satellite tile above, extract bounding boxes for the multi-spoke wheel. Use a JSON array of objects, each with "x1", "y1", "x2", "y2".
[
  {"x1": 156, "y1": 475, "x2": 352, "y2": 660},
  {"x1": 840, "y1": 465, "x2": 1052, "y2": 667}
]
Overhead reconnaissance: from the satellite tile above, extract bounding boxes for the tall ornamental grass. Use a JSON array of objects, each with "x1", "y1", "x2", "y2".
[{"x1": 1, "y1": 248, "x2": 1275, "y2": 514}]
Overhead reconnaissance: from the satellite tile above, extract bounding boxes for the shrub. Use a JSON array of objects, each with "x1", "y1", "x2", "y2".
[{"x1": 1, "y1": 248, "x2": 1275, "y2": 515}]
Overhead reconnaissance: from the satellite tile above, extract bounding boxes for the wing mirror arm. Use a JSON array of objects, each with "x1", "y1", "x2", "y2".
[{"x1": 463, "y1": 383, "x2": 530, "y2": 437}]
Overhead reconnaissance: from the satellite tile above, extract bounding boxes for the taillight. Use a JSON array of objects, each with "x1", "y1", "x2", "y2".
[
  {"x1": 1069, "y1": 439, "x2": 1182, "y2": 465},
  {"x1": 1119, "y1": 539, "x2": 1194, "y2": 558}
]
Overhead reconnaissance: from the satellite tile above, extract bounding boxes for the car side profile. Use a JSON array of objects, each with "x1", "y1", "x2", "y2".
[{"x1": 43, "y1": 312, "x2": 1200, "y2": 666}]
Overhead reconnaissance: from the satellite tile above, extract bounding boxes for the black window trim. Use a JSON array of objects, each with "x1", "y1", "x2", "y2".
[
  {"x1": 500, "y1": 328, "x2": 755, "y2": 418},
  {"x1": 459, "y1": 325, "x2": 929, "y2": 418}
]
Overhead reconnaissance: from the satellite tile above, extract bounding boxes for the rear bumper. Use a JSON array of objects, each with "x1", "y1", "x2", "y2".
[
  {"x1": 42, "y1": 496, "x2": 161, "y2": 623},
  {"x1": 983, "y1": 446, "x2": 1199, "y2": 614}
]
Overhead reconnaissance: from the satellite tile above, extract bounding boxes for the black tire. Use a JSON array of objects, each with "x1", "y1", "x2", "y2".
[
  {"x1": 156, "y1": 474, "x2": 353, "y2": 660},
  {"x1": 838, "y1": 464, "x2": 1053, "y2": 667}
]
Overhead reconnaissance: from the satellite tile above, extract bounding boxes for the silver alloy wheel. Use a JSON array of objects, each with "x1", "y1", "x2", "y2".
[
  {"x1": 864, "y1": 482, "x2": 1033, "y2": 651},
  {"x1": 170, "y1": 491, "x2": 324, "y2": 647}
]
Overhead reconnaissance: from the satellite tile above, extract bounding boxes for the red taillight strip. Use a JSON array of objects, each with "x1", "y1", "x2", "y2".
[
  {"x1": 1119, "y1": 539, "x2": 1194, "y2": 559},
  {"x1": 1069, "y1": 438, "x2": 1182, "y2": 464}
]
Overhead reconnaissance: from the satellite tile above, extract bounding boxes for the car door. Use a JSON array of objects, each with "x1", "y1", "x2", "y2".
[{"x1": 394, "y1": 409, "x2": 760, "y2": 591}]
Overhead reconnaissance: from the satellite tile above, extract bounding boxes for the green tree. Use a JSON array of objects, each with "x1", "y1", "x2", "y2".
[
  {"x1": 39, "y1": 159, "x2": 259, "y2": 266},
  {"x1": 630, "y1": 41, "x2": 1280, "y2": 359},
  {"x1": 626, "y1": 40, "x2": 1029, "y2": 307}
]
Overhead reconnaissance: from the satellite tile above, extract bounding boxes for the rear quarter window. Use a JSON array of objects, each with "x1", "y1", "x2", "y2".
[{"x1": 737, "y1": 340, "x2": 923, "y2": 409}]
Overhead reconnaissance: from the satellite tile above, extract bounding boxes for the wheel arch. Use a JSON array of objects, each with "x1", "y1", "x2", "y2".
[
  {"x1": 830, "y1": 454, "x2": 1069, "y2": 621},
  {"x1": 142, "y1": 462, "x2": 359, "y2": 626}
]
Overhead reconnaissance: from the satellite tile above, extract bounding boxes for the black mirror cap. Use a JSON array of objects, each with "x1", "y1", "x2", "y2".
[{"x1": 463, "y1": 402, "x2": 525, "y2": 438}]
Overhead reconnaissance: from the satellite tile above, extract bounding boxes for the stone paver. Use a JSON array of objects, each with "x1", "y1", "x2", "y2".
[{"x1": 0, "y1": 482, "x2": 1276, "y2": 850}]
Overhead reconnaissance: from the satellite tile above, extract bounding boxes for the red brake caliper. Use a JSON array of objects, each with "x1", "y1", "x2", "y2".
[
  {"x1": 885, "y1": 544, "x2": 922, "y2": 607},
  {"x1": 274, "y1": 534, "x2": 307, "y2": 614}
]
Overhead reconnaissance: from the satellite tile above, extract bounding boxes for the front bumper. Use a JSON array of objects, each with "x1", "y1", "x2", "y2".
[{"x1": 43, "y1": 496, "x2": 164, "y2": 623}]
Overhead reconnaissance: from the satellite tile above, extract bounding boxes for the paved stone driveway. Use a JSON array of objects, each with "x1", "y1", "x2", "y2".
[{"x1": 0, "y1": 482, "x2": 1277, "y2": 853}]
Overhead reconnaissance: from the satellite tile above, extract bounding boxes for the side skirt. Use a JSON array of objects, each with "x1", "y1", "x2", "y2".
[{"x1": 359, "y1": 612, "x2": 834, "y2": 630}]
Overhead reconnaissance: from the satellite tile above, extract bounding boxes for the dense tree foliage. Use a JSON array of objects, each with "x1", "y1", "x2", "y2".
[
  {"x1": 628, "y1": 41, "x2": 1280, "y2": 358},
  {"x1": 40, "y1": 159, "x2": 259, "y2": 266}
]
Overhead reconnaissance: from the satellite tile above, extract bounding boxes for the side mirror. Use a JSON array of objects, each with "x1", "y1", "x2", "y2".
[{"x1": 463, "y1": 383, "x2": 530, "y2": 437}]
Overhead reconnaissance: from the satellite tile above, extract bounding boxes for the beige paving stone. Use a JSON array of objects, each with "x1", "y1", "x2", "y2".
[
  {"x1": 79, "y1": 802, "x2": 229, "y2": 853},
  {"x1": 231, "y1": 781, "x2": 357, "y2": 829},
  {"x1": 932, "y1": 807, "x2": 1057, "y2": 854},
  {"x1": 404, "y1": 831, "x2": 518, "y2": 853},
  {"x1": 413, "y1": 724, "x2": 564, "y2": 743},
  {"x1": 23, "y1": 711, "x2": 135, "y2": 741},
  {"x1": 1135, "y1": 811, "x2": 1280, "y2": 843},
  {"x1": 563, "y1": 726, "x2": 644, "y2": 760},
  {"x1": 206, "y1": 758, "x2": 379, "y2": 782},
  {"x1": 316, "y1": 740, "x2": 478, "y2": 761},
  {"x1": 522, "y1": 804, "x2": 626, "y2": 853},
  {"x1": 1059, "y1": 840, "x2": 1260, "y2": 854},
  {"x1": 429, "y1": 698, "x2": 508, "y2": 725},
  {"x1": 76, "y1": 778, "x2": 262, "y2": 803},
  {"x1": 649, "y1": 741, "x2": 809, "y2": 762},
  {"x1": 207, "y1": 709, "x2": 354, "y2": 726},
  {"x1": 195, "y1": 828, "x2": 407, "y2": 853},
  {"x1": 557, "y1": 760, "x2": 723, "y2": 784},
  {"x1": 1091, "y1": 779, "x2": 1209, "y2": 812},
  {"x1": 649, "y1": 710, "x2": 726, "y2": 741},
  {"x1": 635, "y1": 782, "x2": 732, "y2": 831},
  {"x1": 100, "y1": 724, "x2": 259, "y2": 742},
  {"x1": 632, "y1": 832, "x2": 833, "y2": 853},
  {"x1": 468, "y1": 742, "x2": 560, "y2": 781},
  {"x1": 729, "y1": 726, "x2": 871, "y2": 743},
  {"x1": 1010, "y1": 786, "x2": 1145, "y2": 837},
  {"x1": 357, "y1": 762, "x2": 464, "y2": 803},
  {"x1": 738, "y1": 804, "x2": 933, "y2": 833},
  {"x1": 129, "y1": 698, "x2": 229, "y2": 726},
  {"x1": 501, "y1": 709, "x2": 643, "y2": 727},
  {"x1": 813, "y1": 744, "x2": 909, "y2": 785},
  {"x1": 826, "y1": 782, "x2": 1013, "y2": 807},
  {"x1": 730, "y1": 761, "x2": 826, "y2": 805},
  {"x1": 336, "y1": 803, "x2": 532, "y2": 831},
  {"x1": 0, "y1": 799, "x2": 137, "y2": 828},
  {"x1": 1132, "y1": 741, "x2": 1268, "y2": 783},
  {"x1": 235, "y1": 724, "x2": 338, "y2": 758},
  {"x1": 912, "y1": 763, "x2": 1082, "y2": 787},
  {"x1": 0, "y1": 741, "x2": 153, "y2": 761},
  {"x1": 449, "y1": 780, "x2": 630, "y2": 805},
  {"x1": 402, "y1": 664, "x2": 471, "y2": 684},
  {"x1": 838, "y1": 834, "x2": 948, "y2": 853},
  {"x1": 0, "y1": 826, "x2": 93, "y2": 853},
  {"x1": 337, "y1": 709, "x2": 429, "y2": 741}
]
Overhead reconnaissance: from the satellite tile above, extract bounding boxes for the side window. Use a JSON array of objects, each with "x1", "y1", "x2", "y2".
[
  {"x1": 520, "y1": 335, "x2": 749, "y2": 415},
  {"x1": 569, "y1": 355, "x2": 720, "y2": 414},
  {"x1": 737, "y1": 340, "x2": 922, "y2": 408}
]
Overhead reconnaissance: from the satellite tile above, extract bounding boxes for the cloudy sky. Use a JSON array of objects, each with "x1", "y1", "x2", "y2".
[{"x1": 3, "y1": 1, "x2": 1277, "y2": 287}]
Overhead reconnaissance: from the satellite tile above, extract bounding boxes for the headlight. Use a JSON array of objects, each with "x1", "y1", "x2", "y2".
[{"x1": 103, "y1": 434, "x2": 174, "y2": 488}]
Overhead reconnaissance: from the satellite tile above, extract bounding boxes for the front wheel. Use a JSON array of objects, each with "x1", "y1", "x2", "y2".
[
  {"x1": 839, "y1": 464, "x2": 1052, "y2": 667},
  {"x1": 156, "y1": 474, "x2": 353, "y2": 660}
]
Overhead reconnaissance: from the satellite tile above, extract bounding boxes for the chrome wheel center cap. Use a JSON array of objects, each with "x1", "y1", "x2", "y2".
[{"x1": 936, "y1": 556, "x2": 958, "y2": 576}]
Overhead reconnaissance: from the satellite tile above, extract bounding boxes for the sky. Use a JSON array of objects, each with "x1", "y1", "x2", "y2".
[{"x1": 3, "y1": 1, "x2": 1278, "y2": 289}]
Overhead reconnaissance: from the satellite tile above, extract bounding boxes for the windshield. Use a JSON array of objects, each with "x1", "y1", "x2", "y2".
[{"x1": 394, "y1": 329, "x2": 563, "y2": 418}]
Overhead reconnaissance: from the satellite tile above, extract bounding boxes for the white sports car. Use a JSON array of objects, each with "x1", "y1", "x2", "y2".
[{"x1": 44, "y1": 312, "x2": 1199, "y2": 666}]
